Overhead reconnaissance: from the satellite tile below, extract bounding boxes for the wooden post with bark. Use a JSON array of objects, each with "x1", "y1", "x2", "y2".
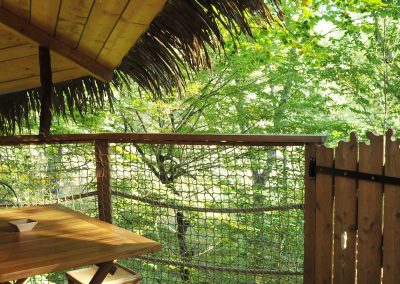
[
  {"x1": 304, "y1": 143, "x2": 317, "y2": 283},
  {"x1": 95, "y1": 140, "x2": 112, "y2": 223},
  {"x1": 38, "y1": 46, "x2": 53, "y2": 136}
]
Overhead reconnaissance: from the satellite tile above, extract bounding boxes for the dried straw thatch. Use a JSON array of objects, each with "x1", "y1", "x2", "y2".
[{"x1": 0, "y1": 0, "x2": 282, "y2": 134}]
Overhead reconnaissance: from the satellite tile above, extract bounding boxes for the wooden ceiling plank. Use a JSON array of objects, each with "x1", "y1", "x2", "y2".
[
  {"x1": 97, "y1": 0, "x2": 167, "y2": 68},
  {"x1": 0, "y1": 55, "x2": 39, "y2": 82},
  {"x1": 55, "y1": 0, "x2": 94, "y2": 48},
  {"x1": 51, "y1": 52, "x2": 82, "y2": 70},
  {"x1": 0, "y1": 52, "x2": 77, "y2": 82},
  {"x1": 77, "y1": 0, "x2": 128, "y2": 59},
  {"x1": 126, "y1": 0, "x2": 167, "y2": 25},
  {"x1": 0, "y1": 43, "x2": 37, "y2": 62},
  {"x1": 0, "y1": 8, "x2": 113, "y2": 82},
  {"x1": 0, "y1": 27, "x2": 31, "y2": 49},
  {"x1": 31, "y1": 0, "x2": 61, "y2": 36},
  {"x1": 3, "y1": 0, "x2": 31, "y2": 20},
  {"x1": 0, "y1": 68, "x2": 87, "y2": 95}
]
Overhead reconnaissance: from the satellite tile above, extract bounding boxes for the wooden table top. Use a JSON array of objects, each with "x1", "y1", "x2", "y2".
[{"x1": 0, "y1": 205, "x2": 161, "y2": 282}]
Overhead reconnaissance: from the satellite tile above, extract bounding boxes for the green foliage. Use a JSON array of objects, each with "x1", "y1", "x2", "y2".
[{"x1": 13, "y1": 0, "x2": 400, "y2": 144}]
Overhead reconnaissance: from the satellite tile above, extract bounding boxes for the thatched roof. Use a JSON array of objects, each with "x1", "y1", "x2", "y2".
[{"x1": 0, "y1": 0, "x2": 282, "y2": 134}]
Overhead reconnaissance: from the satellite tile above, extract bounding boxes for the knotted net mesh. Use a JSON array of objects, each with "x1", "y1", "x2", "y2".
[{"x1": 0, "y1": 141, "x2": 305, "y2": 284}]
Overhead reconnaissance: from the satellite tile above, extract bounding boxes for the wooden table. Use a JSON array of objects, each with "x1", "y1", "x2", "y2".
[{"x1": 0, "y1": 205, "x2": 161, "y2": 283}]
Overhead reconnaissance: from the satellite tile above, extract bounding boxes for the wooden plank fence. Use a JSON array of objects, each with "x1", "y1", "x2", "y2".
[
  {"x1": 309, "y1": 130, "x2": 400, "y2": 283},
  {"x1": 383, "y1": 130, "x2": 400, "y2": 283},
  {"x1": 315, "y1": 146, "x2": 333, "y2": 284}
]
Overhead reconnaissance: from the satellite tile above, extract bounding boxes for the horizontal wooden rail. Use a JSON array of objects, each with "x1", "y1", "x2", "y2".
[{"x1": 0, "y1": 133, "x2": 326, "y2": 146}]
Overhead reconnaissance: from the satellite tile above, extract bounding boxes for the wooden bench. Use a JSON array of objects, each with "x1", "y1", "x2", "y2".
[{"x1": 66, "y1": 263, "x2": 142, "y2": 284}]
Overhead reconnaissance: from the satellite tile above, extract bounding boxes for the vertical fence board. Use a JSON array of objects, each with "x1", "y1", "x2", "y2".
[
  {"x1": 304, "y1": 144, "x2": 317, "y2": 284},
  {"x1": 333, "y1": 133, "x2": 358, "y2": 284},
  {"x1": 383, "y1": 130, "x2": 400, "y2": 283},
  {"x1": 95, "y1": 140, "x2": 112, "y2": 224},
  {"x1": 315, "y1": 146, "x2": 334, "y2": 283},
  {"x1": 357, "y1": 133, "x2": 383, "y2": 283}
]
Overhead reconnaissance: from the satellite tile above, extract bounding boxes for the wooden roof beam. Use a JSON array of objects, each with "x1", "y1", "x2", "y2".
[{"x1": 0, "y1": 7, "x2": 113, "y2": 83}]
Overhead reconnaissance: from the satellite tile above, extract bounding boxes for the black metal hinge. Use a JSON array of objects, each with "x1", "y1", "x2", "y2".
[
  {"x1": 309, "y1": 160, "x2": 400, "y2": 186},
  {"x1": 309, "y1": 158, "x2": 317, "y2": 179}
]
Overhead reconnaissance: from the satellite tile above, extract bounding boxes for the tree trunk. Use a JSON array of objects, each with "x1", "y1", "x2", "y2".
[{"x1": 177, "y1": 211, "x2": 191, "y2": 282}]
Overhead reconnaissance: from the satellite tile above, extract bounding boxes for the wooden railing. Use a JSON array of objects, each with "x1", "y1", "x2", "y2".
[
  {"x1": 0, "y1": 133, "x2": 326, "y2": 146},
  {"x1": 0, "y1": 133, "x2": 326, "y2": 283}
]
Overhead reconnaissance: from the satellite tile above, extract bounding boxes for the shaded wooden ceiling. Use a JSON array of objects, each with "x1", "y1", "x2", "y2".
[{"x1": 0, "y1": 0, "x2": 166, "y2": 95}]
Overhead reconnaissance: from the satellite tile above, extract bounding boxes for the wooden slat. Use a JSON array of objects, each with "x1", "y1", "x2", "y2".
[
  {"x1": 0, "y1": 52, "x2": 76, "y2": 83},
  {"x1": 95, "y1": 140, "x2": 112, "y2": 224},
  {"x1": 97, "y1": 0, "x2": 167, "y2": 68},
  {"x1": 333, "y1": 133, "x2": 358, "y2": 284},
  {"x1": 315, "y1": 146, "x2": 334, "y2": 283},
  {"x1": 78, "y1": 0, "x2": 128, "y2": 59},
  {"x1": 55, "y1": 0, "x2": 94, "y2": 48},
  {"x1": 31, "y1": 0, "x2": 61, "y2": 35},
  {"x1": 0, "y1": 43, "x2": 36, "y2": 62},
  {"x1": 0, "y1": 9, "x2": 113, "y2": 82},
  {"x1": 3, "y1": 0, "x2": 30, "y2": 20},
  {"x1": 383, "y1": 129, "x2": 400, "y2": 283},
  {"x1": 0, "y1": 67, "x2": 86, "y2": 95},
  {"x1": 304, "y1": 144, "x2": 317, "y2": 284},
  {"x1": 357, "y1": 133, "x2": 383, "y2": 283},
  {"x1": 0, "y1": 27, "x2": 30, "y2": 49},
  {"x1": 0, "y1": 53, "x2": 70, "y2": 82}
]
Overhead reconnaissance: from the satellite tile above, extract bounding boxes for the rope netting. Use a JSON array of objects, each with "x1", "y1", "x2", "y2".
[
  {"x1": 0, "y1": 144, "x2": 97, "y2": 213},
  {"x1": 0, "y1": 142, "x2": 305, "y2": 284},
  {"x1": 0, "y1": 144, "x2": 98, "y2": 283}
]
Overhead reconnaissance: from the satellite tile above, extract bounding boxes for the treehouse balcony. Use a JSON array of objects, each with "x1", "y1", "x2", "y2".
[
  {"x1": 1, "y1": 1, "x2": 400, "y2": 283},
  {"x1": 0, "y1": 133, "x2": 325, "y2": 284}
]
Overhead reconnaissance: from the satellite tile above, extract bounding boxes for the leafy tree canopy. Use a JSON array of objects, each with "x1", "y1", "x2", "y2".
[{"x1": 22, "y1": 0, "x2": 400, "y2": 145}]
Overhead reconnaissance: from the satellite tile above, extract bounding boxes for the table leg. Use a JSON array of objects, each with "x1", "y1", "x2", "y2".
[{"x1": 89, "y1": 260, "x2": 116, "y2": 284}]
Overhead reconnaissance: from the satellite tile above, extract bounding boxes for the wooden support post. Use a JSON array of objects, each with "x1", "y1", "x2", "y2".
[
  {"x1": 95, "y1": 140, "x2": 112, "y2": 223},
  {"x1": 89, "y1": 260, "x2": 116, "y2": 284},
  {"x1": 304, "y1": 143, "x2": 317, "y2": 284},
  {"x1": 39, "y1": 46, "x2": 53, "y2": 136}
]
